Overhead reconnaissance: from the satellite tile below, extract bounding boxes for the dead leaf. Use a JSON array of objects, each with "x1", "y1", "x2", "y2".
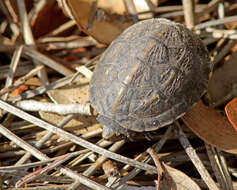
[
  {"x1": 160, "y1": 163, "x2": 201, "y2": 190},
  {"x1": 90, "y1": 0, "x2": 158, "y2": 15},
  {"x1": 25, "y1": 77, "x2": 42, "y2": 86},
  {"x1": 47, "y1": 76, "x2": 90, "y2": 104},
  {"x1": 182, "y1": 101, "x2": 237, "y2": 154},
  {"x1": 225, "y1": 97, "x2": 237, "y2": 132},
  {"x1": 208, "y1": 51, "x2": 237, "y2": 106},
  {"x1": 58, "y1": 0, "x2": 158, "y2": 44},
  {"x1": 59, "y1": 0, "x2": 133, "y2": 44},
  {"x1": 39, "y1": 76, "x2": 99, "y2": 133},
  {"x1": 114, "y1": 162, "x2": 201, "y2": 190},
  {"x1": 32, "y1": 0, "x2": 69, "y2": 38}
]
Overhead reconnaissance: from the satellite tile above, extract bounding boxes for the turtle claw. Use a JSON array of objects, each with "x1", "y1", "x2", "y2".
[
  {"x1": 102, "y1": 125, "x2": 118, "y2": 139},
  {"x1": 144, "y1": 132, "x2": 153, "y2": 141},
  {"x1": 97, "y1": 115, "x2": 127, "y2": 139}
]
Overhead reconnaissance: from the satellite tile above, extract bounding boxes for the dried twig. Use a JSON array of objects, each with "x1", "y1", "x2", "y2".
[
  {"x1": 0, "y1": 65, "x2": 44, "y2": 96},
  {"x1": 138, "y1": 4, "x2": 206, "y2": 15},
  {"x1": 75, "y1": 65, "x2": 93, "y2": 80},
  {"x1": 28, "y1": 0, "x2": 47, "y2": 23},
  {"x1": 174, "y1": 122, "x2": 220, "y2": 190},
  {"x1": 7, "y1": 74, "x2": 75, "y2": 102},
  {"x1": 15, "y1": 100, "x2": 92, "y2": 115},
  {"x1": 198, "y1": 28, "x2": 237, "y2": 40},
  {"x1": 15, "y1": 115, "x2": 74, "y2": 165},
  {"x1": 1, "y1": 45, "x2": 23, "y2": 100},
  {"x1": 212, "y1": 40, "x2": 236, "y2": 66},
  {"x1": 205, "y1": 144, "x2": 234, "y2": 190},
  {"x1": 147, "y1": 148, "x2": 171, "y2": 190},
  {"x1": 83, "y1": 140, "x2": 125, "y2": 177},
  {"x1": 16, "y1": 0, "x2": 48, "y2": 85},
  {"x1": 0, "y1": 142, "x2": 74, "y2": 159},
  {"x1": 144, "y1": 0, "x2": 156, "y2": 13},
  {"x1": 112, "y1": 127, "x2": 172, "y2": 189},
  {"x1": 182, "y1": 0, "x2": 195, "y2": 29},
  {"x1": 16, "y1": 0, "x2": 34, "y2": 45},
  {"x1": 0, "y1": 1, "x2": 17, "y2": 23},
  {"x1": 196, "y1": 0, "x2": 222, "y2": 19},
  {"x1": 195, "y1": 15, "x2": 237, "y2": 30},
  {"x1": 70, "y1": 65, "x2": 93, "y2": 83},
  {"x1": 42, "y1": 20, "x2": 76, "y2": 38},
  {"x1": 0, "y1": 150, "x2": 88, "y2": 173},
  {"x1": 0, "y1": 100, "x2": 157, "y2": 173},
  {"x1": 72, "y1": 140, "x2": 125, "y2": 190},
  {"x1": 52, "y1": 139, "x2": 111, "y2": 177},
  {"x1": 38, "y1": 36, "x2": 96, "y2": 50},
  {"x1": 123, "y1": 0, "x2": 139, "y2": 23},
  {"x1": 216, "y1": 150, "x2": 233, "y2": 190},
  {"x1": 23, "y1": 46, "x2": 74, "y2": 76},
  {"x1": 0, "y1": 123, "x2": 111, "y2": 190},
  {"x1": 0, "y1": 61, "x2": 34, "y2": 80},
  {"x1": 16, "y1": 154, "x2": 73, "y2": 187},
  {"x1": 217, "y1": 2, "x2": 225, "y2": 20},
  {"x1": 1, "y1": 1, "x2": 236, "y2": 189}
]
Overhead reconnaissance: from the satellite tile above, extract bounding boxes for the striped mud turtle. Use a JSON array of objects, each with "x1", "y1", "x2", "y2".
[{"x1": 90, "y1": 18, "x2": 211, "y2": 138}]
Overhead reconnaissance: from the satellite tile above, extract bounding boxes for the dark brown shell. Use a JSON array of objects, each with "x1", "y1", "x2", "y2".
[{"x1": 90, "y1": 18, "x2": 211, "y2": 134}]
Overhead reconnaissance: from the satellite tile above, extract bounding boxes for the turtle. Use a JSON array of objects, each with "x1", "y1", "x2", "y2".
[{"x1": 89, "y1": 18, "x2": 211, "y2": 138}]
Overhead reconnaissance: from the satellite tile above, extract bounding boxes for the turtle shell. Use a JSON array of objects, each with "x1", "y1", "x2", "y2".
[{"x1": 90, "y1": 18, "x2": 211, "y2": 135}]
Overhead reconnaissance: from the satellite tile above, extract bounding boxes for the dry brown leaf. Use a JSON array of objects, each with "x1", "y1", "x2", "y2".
[
  {"x1": 59, "y1": 0, "x2": 133, "y2": 44},
  {"x1": 32, "y1": 0, "x2": 69, "y2": 38},
  {"x1": 39, "y1": 77, "x2": 99, "y2": 133},
  {"x1": 115, "y1": 162, "x2": 201, "y2": 190},
  {"x1": 25, "y1": 77, "x2": 42, "y2": 86},
  {"x1": 160, "y1": 163, "x2": 201, "y2": 190},
  {"x1": 225, "y1": 97, "x2": 237, "y2": 132},
  {"x1": 182, "y1": 101, "x2": 237, "y2": 154},
  {"x1": 208, "y1": 51, "x2": 237, "y2": 105},
  {"x1": 98, "y1": 0, "x2": 158, "y2": 16},
  {"x1": 58, "y1": 0, "x2": 158, "y2": 44}
]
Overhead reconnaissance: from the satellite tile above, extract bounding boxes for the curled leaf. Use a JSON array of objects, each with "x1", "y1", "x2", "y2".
[
  {"x1": 225, "y1": 97, "x2": 237, "y2": 132},
  {"x1": 161, "y1": 163, "x2": 201, "y2": 190},
  {"x1": 60, "y1": 0, "x2": 133, "y2": 44},
  {"x1": 182, "y1": 101, "x2": 237, "y2": 154},
  {"x1": 208, "y1": 51, "x2": 237, "y2": 106}
]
